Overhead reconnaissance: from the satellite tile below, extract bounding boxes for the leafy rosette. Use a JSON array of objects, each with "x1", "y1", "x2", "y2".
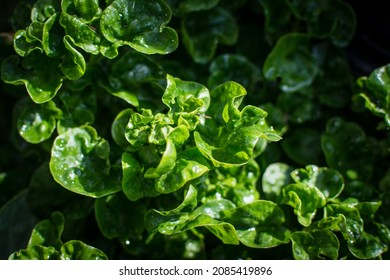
[
  {"x1": 194, "y1": 81, "x2": 281, "y2": 167},
  {"x1": 1, "y1": 0, "x2": 178, "y2": 103}
]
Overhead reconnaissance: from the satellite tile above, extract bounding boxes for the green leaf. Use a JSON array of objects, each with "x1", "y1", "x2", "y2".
[
  {"x1": 59, "y1": 35, "x2": 86, "y2": 80},
  {"x1": 1, "y1": 53, "x2": 63, "y2": 103},
  {"x1": 31, "y1": 0, "x2": 61, "y2": 23},
  {"x1": 121, "y1": 153, "x2": 159, "y2": 201},
  {"x1": 208, "y1": 54, "x2": 261, "y2": 91},
  {"x1": 145, "y1": 185, "x2": 239, "y2": 244},
  {"x1": 258, "y1": 0, "x2": 292, "y2": 43},
  {"x1": 289, "y1": 0, "x2": 356, "y2": 47},
  {"x1": 224, "y1": 200, "x2": 291, "y2": 248},
  {"x1": 356, "y1": 64, "x2": 390, "y2": 125},
  {"x1": 17, "y1": 99, "x2": 61, "y2": 144},
  {"x1": 60, "y1": 240, "x2": 108, "y2": 260},
  {"x1": 49, "y1": 126, "x2": 121, "y2": 198},
  {"x1": 182, "y1": 8, "x2": 238, "y2": 63},
  {"x1": 207, "y1": 81, "x2": 246, "y2": 125},
  {"x1": 277, "y1": 90, "x2": 321, "y2": 124},
  {"x1": 100, "y1": 0, "x2": 178, "y2": 56},
  {"x1": 0, "y1": 190, "x2": 38, "y2": 259},
  {"x1": 9, "y1": 245, "x2": 60, "y2": 260},
  {"x1": 291, "y1": 230, "x2": 339, "y2": 260},
  {"x1": 323, "y1": 203, "x2": 364, "y2": 243},
  {"x1": 27, "y1": 211, "x2": 64, "y2": 249},
  {"x1": 144, "y1": 138, "x2": 178, "y2": 179},
  {"x1": 201, "y1": 159, "x2": 261, "y2": 206},
  {"x1": 155, "y1": 157, "x2": 209, "y2": 194},
  {"x1": 282, "y1": 128, "x2": 323, "y2": 165},
  {"x1": 111, "y1": 109, "x2": 134, "y2": 149},
  {"x1": 124, "y1": 109, "x2": 169, "y2": 150},
  {"x1": 56, "y1": 88, "x2": 96, "y2": 133},
  {"x1": 290, "y1": 165, "x2": 344, "y2": 200},
  {"x1": 280, "y1": 183, "x2": 326, "y2": 226},
  {"x1": 262, "y1": 162, "x2": 294, "y2": 201},
  {"x1": 105, "y1": 52, "x2": 166, "y2": 107},
  {"x1": 195, "y1": 82, "x2": 280, "y2": 167},
  {"x1": 321, "y1": 117, "x2": 373, "y2": 181},
  {"x1": 59, "y1": 13, "x2": 101, "y2": 55},
  {"x1": 313, "y1": 43, "x2": 353, "y2": 109},
  {"x1": 13, "y1": 30, "x2": 42, "y2": 57},
  {"x1": 347, "y1": 223, "x2": 390, "y2": 259},
  {"x1": 162, "y1": 74, "x2": 210, "y2": 130},
  {"x1": 95, "y1": 192, "x2": 146, "y2": 239},
  {"x1": 263, "y1": 33, "x2": 319, "y2": 92},
  {"x1": 61, "y1": 0, "x2": 102, "y2": 23}
]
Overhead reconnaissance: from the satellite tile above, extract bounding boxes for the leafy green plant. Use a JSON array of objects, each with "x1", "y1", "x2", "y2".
[{"x1": 1, "y1": 0, "x2": 389, "y2": 260}]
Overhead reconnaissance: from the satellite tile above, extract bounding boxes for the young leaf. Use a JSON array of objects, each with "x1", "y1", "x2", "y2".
[
  {"x1": 280, "y1": 183, "x2": 326, "y2": 226},
  {"x1": 195, "y1": 82, "x2": 280, "y2": 167},
  {"x1": 162, "y1": 74, "x2": 210, "y2": 130}
]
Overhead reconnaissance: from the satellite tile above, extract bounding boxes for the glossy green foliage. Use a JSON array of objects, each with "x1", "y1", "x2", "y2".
[
  {"x1": 1, "y1": 0, "x2": 178, "y2": 102},
  {"x1": 17, "y1": 99, "x2": 61, "y2": 143},
  {"x1": 119, "y1": 75, "x2": 279, "y2": 201},
  {"x1": 356, "y1": 64, "x2": 390, "y2": 127},
  {"x1": 1, "y1": 0, "x2": 389, "y2": 260},
  {"x1": 50, "y1": 126, "x2": 121, "y2": 197},
  {"x1": 264, "y1": 33, "x2": 318, "y2": 92},
  {"x1": 146, "y1": 186, "x2": 290, "y2": 248},
  {"x1": 9, "y1": 212, "x2": 107, "y2": 260},
  {"x1": 95, "y1": 193, "x2": 146, "y2": 239},
  {"x1": 288, "y1": 0, "x2": 356, "y2": 47},
  {"x1": 181, "y1": 7, "x2": 238, "y2": 63},
  {"x1": 291, "y1": 230, "x2": 339, "y2": 260},
  {"x1": 321, "y1": 117, "x2": 373, "y2": 181},
  {"x1": 100, "y1": 0, "x2": 178, "y2": 56},
  {"x1": 208, "y1": 54, "x2": 261, "y2": 91},
  {"x1": 1, "y1": 54, "x2": 63, "y2": 103},
  {"x1": 195, "y1": 82, "x2": 281, "y2": 167}
]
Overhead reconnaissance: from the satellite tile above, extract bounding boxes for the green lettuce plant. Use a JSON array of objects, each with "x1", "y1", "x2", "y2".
[{"x1": 0, "y1": 0, "x2": 389, "y2": 260}]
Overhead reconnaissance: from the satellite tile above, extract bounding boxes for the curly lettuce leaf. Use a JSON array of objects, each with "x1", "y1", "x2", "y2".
[
  {"x1": 49, "y1": 126, "x2": 121, "y2": 197},
  {"x1": 100, "y1": 0, "x2": 178, "y2": 56}
]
